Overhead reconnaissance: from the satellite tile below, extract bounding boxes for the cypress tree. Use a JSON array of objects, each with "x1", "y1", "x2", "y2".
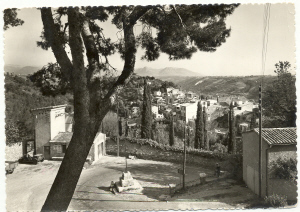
[
  {"x1": 169, "y1": 115, "x2": 175, "y2": 146},
  {"x1": 141, "y1": 79, "x2": 152, "y2": 139},
  {"x1": 151, "y1": 121, "x2": 157, "y2": 140},
  {"x1": 203, "y1": 107, "x2": 209, "y2": 150},
  {"x1": 250, "y1": 113, "x2": 256, "y2": 130},
  {"x1": 228, "y1": 102, "x2": 236, "y2": 154},
  {"x1": 195, "y1": 102, "x2": 203, "y2": 149}
]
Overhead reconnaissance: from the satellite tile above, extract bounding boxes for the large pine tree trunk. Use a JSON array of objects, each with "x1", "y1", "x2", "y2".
[{"x1": 42, "y1": 8, "x2": 96, "y2": 211}]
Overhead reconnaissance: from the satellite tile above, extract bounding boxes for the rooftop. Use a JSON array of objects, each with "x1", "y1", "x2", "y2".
[
  {"x1": 181, "y1": 102, "x2": 197, "y2": 107},
  {"x1": 31, "y1": 104, "x2": 67, "y2": 112},
  {"x1": 254, "y1": 128, "x2": 297, "y2": 145},
  {"x1": 50, "y1": 132, "x2": 73, "y2": 143}
]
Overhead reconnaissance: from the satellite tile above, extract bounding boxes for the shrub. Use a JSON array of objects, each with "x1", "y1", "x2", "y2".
[
  {"x1": 264, "y1": 194, "x2": 287, "y2": 207},
  {"x1": 269, "y1": 157, "x2": 297, "y2": 183},
  {"x1": 118, "y1": 137, "x2": 240, "y2": 161},
  {"x1": 211, "y1": 143, "x2": 227, "y2": 153}
]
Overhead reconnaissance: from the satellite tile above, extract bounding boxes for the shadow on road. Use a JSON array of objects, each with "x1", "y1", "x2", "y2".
[
  {"x1": 102, "y1": 162, "x2": 179, "y2": 200},
  {"x1": 103, "y1": 162, "x2": 179, "y2": 184}
]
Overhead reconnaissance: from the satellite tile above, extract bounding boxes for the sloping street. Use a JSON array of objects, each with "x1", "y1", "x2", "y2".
[{"x1": 6, "y1": 156, "x2": 259, "y2": 211}]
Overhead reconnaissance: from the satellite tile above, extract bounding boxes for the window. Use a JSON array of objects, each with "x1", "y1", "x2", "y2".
[
  {"x1": 62, "y1": 144, "x2": 67, "y2": 153},
  {"x1": 54, "y1": 145, "x2": 62, "y2": 153}
]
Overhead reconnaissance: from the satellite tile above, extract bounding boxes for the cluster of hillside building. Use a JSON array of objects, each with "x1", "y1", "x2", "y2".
[{"x1": 129, "y1": 86, "x2": 259, "y2": 133}]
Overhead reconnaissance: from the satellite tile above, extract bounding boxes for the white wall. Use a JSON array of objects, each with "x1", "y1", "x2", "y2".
[
  {"x1": 185, "y1": 103, "x2": 198, "y2": 122},
  {"x1": 50, "y1": 107, "x2": 66, "y2": 140},
  {"x1": 92, "y1": 132, "x2": 106, "y2": 162}
]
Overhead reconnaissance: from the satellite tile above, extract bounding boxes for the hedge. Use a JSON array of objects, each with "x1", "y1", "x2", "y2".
[{"x1": 113, "y1": 137, "x2": 241, "y2": 161}]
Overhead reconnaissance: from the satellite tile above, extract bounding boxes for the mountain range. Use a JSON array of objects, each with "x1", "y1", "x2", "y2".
[
  {"x1": 160, "y1": 75, "x2": 277, "y2": 100},
  {"x1": 134, "y1": 67, "x2": 202, "y2": 77},
  {"x1": 4, "y1": 65, "x2": 202, "y2": 78},
  {"x1": 4, "y1": 65, "x2": 41, "y2": 75}
]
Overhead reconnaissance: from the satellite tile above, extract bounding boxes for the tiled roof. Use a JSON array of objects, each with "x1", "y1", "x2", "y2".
[
  {"x1": 50, "y1": 132, "x2": 73, "y2": 143},
  {"x1": 31, "y1": 104, "x2": 67, "y2": 111},
  {"x1": 254, "y1": 128, "x2": 297, "y2": 145}
]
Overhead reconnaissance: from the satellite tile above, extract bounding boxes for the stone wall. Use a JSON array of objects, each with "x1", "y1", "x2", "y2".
[
  {"x1": 106, "y1": 138, "x2": 242, "y2": 179},
  {"x1": 5, "y1": 142, "x2": 23, "y2": 161}
]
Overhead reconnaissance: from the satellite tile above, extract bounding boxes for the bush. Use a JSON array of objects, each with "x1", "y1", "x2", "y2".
[
  {"x1": 264, "y1": 194, "x2": 287, "y2": 207},
  {"x1": 211, "y1": 143, "x2": 227, "y2": 153},
  {"x1": 269, "y1": 157, "x2": 297, "y2": 183},
  {"x1": 119, "y1": 137, "x2": 240, "y2": 161}
]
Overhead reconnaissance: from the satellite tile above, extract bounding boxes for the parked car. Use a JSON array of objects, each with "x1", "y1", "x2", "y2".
[
  {"x1": 18, "y1": 154, "x2": 38, "y2": 165},
  {"x1": 33, "y1": 154, "x2": 44, "y2": 162},
  {"x1": 5, "y1": 162, "x2": 15, "y2": 174}
]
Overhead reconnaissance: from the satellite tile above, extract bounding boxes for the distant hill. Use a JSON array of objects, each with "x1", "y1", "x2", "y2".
[
  {"x1": 135, "y1": 67, "x2": 202, "y2": 77},
  {"x1": 159, "y1": 75, "x2": 277, "y2": 100},
  {"x1": 4, "y1": 64, "x2": 22, "y2": 73},
  {"x1": 4, "y1": 65, "x2": 41, "y2": 75}
]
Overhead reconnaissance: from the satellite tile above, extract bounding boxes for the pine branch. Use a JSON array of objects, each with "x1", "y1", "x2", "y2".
[{"x1": 41, "y1": 7, "x2": 73, "y2": 83}]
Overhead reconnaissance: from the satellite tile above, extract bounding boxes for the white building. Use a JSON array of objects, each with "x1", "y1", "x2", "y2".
[
  {"x1": 31, "y1": 105, "x2": 106, "y2": 161},
  {"x1": 200, "y1": 100, "x2": 208, "y2": 108},
  {"x1": 180, "y1": 102, "x2": 198, "y2": 122},
  {"x1": 166, "y1": 87, "x2": 174, "y2": 93},
  {"x1": 207, "y1": 99, "x2": 218, "y2": 106},
  {"x1": 171, "y1": 88, "x2": 179, "y2": 95},
  {"x1": 154, "y1": 90, "x2": 162, "y2": 97},
  {"x1": 234, "y1": 102, "x2": 256, "y2": 116},
  {"x1": 131, "y1": 106, "x2": 139, "y2": 114},
  {"x1": 151, "y1": 105, "x2": 159, "y2": 116},
  {"x1": 186, "y1": 91, "x2": 196, "y2": 99}
]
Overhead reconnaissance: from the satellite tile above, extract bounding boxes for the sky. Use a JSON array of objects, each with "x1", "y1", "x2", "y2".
[{"x1": 3, "y1": 3, "x2": 295, "y2": 76}]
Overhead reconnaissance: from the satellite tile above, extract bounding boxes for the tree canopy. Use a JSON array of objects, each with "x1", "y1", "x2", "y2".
[
  {"x1": 3, "y1": 8, "x2": 24, "y2": 30},
  {"x1": 263, "y1": 61, "x2": 296, "y2": 127}
]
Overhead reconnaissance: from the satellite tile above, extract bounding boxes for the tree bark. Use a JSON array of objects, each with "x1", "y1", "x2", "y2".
[{"x1": 42, "y1": 7, "x2": 94, "y2": 211}]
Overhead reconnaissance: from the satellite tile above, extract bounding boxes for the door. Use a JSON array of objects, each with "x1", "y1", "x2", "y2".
[
  {"x1": 101, "y1": 142, "x2": 104, "y2": 156},
  {"x1": 98, "y1": 143, "x2": 102, "y2": 158},
  {"x1": 44, "y1": 146, "x2": 51, "y2": 160},
  {"x1": 247, "y1": 165, "x2": 259, "y2": 195},
  {"x1": 62, "y1": 144, "x2": 67, "y2": 153},
  {"x1": 247, "y1": 166, "x2": 255, "y2": 193}
]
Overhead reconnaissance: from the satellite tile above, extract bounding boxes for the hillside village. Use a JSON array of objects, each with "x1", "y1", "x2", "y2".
[{"x1": 121, "y1": 80, "x2": 259, "y2": 144}]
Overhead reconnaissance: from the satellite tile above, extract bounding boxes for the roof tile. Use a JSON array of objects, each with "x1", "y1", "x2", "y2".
[{"x1": 254, "y1": 128, "x2": 297, "y2": 145}]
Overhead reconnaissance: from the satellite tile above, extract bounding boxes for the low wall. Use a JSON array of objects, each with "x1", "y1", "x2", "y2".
[
  {"x1": 106, "y1": 138, "x2": 242, "y2": 179},
  {"x1": 268, "y1": 179, "x2": 297, "y2": 201},
  {"x1": 5, "y1": 142, "x2": 23, "y2": 161}
]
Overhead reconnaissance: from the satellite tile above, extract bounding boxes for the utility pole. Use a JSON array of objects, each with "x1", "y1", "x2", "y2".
[
  {"x1": 258, "y1": 84, "x2": 262, "y2": 198},
  {"x1": 182, "y1": 124, "x2": 187, "y2": 189},
  {"x1": 116, "y1": 93, "x2": 119, "y2": 157}
]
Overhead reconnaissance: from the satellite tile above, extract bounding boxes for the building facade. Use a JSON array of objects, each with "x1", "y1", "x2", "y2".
[
  {"x1": 32, "y1": 105, "x2": 106, "y2": 162},
  {"x1": 180, "y1": 102, "x2": 198, "y2": 122},
  {"x1": 242, "y1": 128, "x2": 297, "y2": 201}
]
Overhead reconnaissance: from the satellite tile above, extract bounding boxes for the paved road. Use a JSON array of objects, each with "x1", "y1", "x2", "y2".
[{"x1": 6, "y1": 156, "x2": 253, "y2": 211}]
